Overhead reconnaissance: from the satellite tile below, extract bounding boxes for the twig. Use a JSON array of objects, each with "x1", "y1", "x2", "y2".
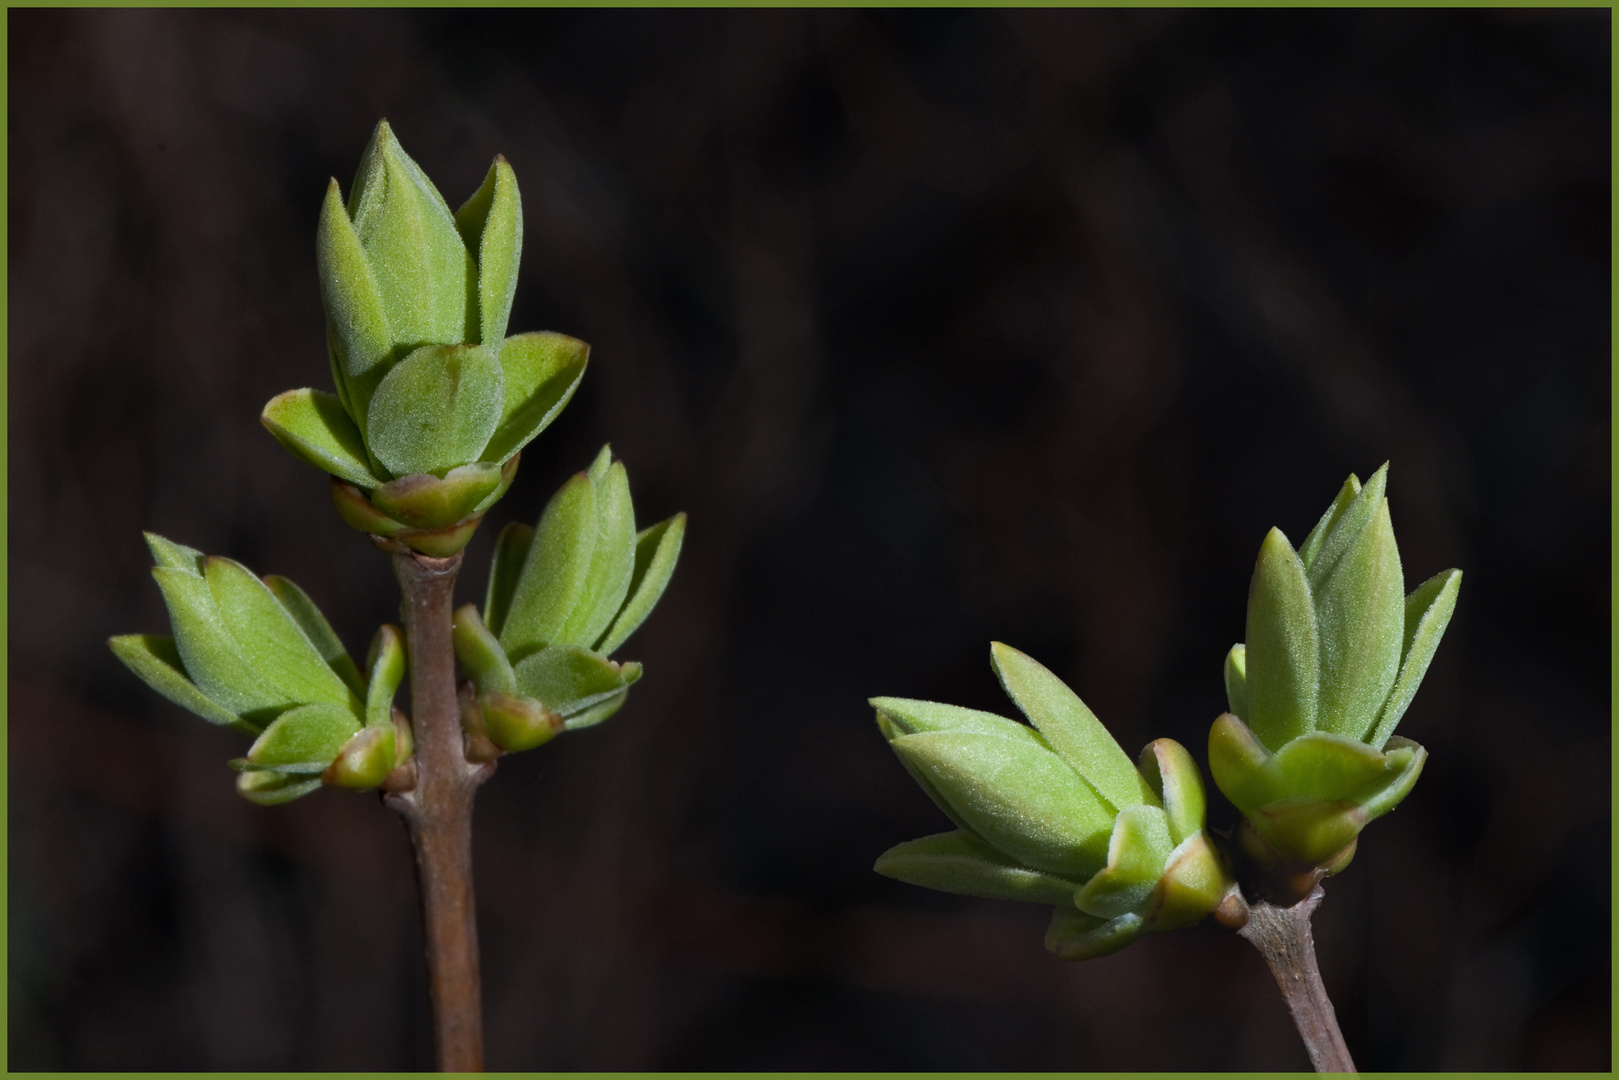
[
  {"x1": 384, "y1": 550, "x2": 495, "y2": 1072},
  {"x1": 1237, "y1": 883, "x2": 1355, "y2": 1073}
]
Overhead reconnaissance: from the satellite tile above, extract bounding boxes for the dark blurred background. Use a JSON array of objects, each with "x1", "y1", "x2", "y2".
[{"x1": 8, "y1": 8, "x2": 1610, "y2": 1071}]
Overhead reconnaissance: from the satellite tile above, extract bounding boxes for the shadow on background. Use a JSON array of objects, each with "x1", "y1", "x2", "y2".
[{"x1": 8, "y1": 8, "x2": 1610, "y2": 1071}]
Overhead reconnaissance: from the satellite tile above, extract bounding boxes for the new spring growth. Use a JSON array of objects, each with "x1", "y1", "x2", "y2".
[
  {"x1": 451, "y1": 445, "x2": 686, "y2": 757},
  {"x1": 874, "y1": 644, "x2": 1238, "y2": 961},
  {"x1": 261, "y1": 120, "x2": 590, "y2": 556},
  {"x1": 109, "y1": 534, "x2": 413, "y2": 804},
  {"x1": 1211, "y1": 464, "x2": 1461, "y2": 891}
]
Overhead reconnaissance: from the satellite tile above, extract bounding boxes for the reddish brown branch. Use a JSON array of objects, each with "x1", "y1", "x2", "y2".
[
  {"x1": 1237, "y1": 884, "x2": 1355, "y2": 1073},
  {"x1": 384, "y1": 550, "x2": 495, "y2": 1072}
]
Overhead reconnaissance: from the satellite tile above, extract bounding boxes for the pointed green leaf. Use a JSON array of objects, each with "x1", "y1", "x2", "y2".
[
  {"x1": 468, "y1": 452, "x2": 521, "y2": 518},
  {"x1": 1305, "y1": 463, "x2": 1387, "y2": 590},
  {"x1": 1075, "y1": 804, "x2": 1174, "y2": 920},
  {"x1": 237, "y1": 770, "x2": 323, "y2": 806},
  {"x1": 1313, "y1": 497, "x2": 1404, "y2": 739},
  {"x1": 596, "y1": 513, "x2": 686, "y2": 656},
  {"x1": 484, "y1": 522, "x2": 534, "y2": 639},
  {"x1": 366, "y1": 344, "x2": 504, "y2": 478},
  {"x1": 1270, "y1": 731, "x2": 1397, "y2": 800},
  {"x1": 1244, "y1": 528, "x2": 1320, "y2": 749},
  {"x1": 452, "y1": 604, "x2": 515, "y2": 695},
  {"x1": 876, "y1": 830, "x2": 1083, "y2": 905},
  {"x1": 1045, "y1": 907, "x2": 1145, "y2": 961},
  {"x1": 245, "y1": 702, "x2": 362, "y2": 772},
  {"x1": 144, "y1": 532, "x2": 204, "y2": 574},
  {"x1": 315, "y1": 177, "x2": 394, "y2": 384},
  {"x1": 500, "y1": 472, "x2": 596, "y2": 660},
  {"x1": 511, "y1": 643, "x2": 637, "y2": 717},
  {"x1": 989, "y1": 643, "x2": 1158, "y2": 812},
  {"x1": 347, "y1": 120, "x2": 477, "y2": 347},
  {"x1": 1137, "y1": 738, "x2": 1207, "y2": 846},
  {"x1": 870, "y1": 697, "x2": 1051, "y2": 749},
  {"x1": 370, "y1": 461, "x2": 504, "y2": 530},
  {"x1": 890, "y1": 730, "x2": 1116, "y2": 880},
  {"x1": 108, "y1": 634, "x2": 249, "y2": 730},
  {"x1": 330, "y1": 477, "x2": 409, "y2": 537},
  {"x1": 1206, "y1": 712, "x2": 1283, "y2": 814},
  {"x1": 562, "y1": 689, "x2": 628, "y2": 731},
  {"x1": 480, "y1": 332, "x2": 589, "y2": 465},
  {"x1": 1247, "y1": 798, "x2": 1367, "y2": 870},
  {"x1": 1367, "y1": 569, "x2": 1461, "y2": 749},
  {"x1": 1298, "y1": 473, "x2": 1360, "y2": 570},
  {"x1": 1356, "y1": 736, "x2": 1426, "y2": 819},
  {"x1": 1223, "y1": 643, "x2": 1248, "y2": 722},
  {"x1": 205, "y1": 557, "x2": 357, "y2": 709},
  {"x1": 262, "y1": 574, "x2": 366, "y2": 698},
  {"x1": 365, "y1": 624, "x2": 407, "y2": 728},
  {"x1": 152, "y1": 565, "x2": 286, "y2": 718},
  {"x1": 555, "y1": 460, "x2": 636, "y2": 649},
  {"x1": 454, "y1": 156, "x2": 522, "y2": 349},
  {"x1": 587, "y1": 443, "x2": 614, "y2": 486}
]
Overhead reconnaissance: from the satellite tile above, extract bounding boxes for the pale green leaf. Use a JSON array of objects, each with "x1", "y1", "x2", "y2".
[
  {"x1": 245, "y1": 702, "x2": 361, "y2": 771},
  {"x1": 366, "y1": 344, "x2": 504, "y2": 477},
  {"x1": 1223, "y1": 643, "x2": 1248, "y2": 723},
  {"x1": 891, "y1": 730, "x2": 1115, "y2": 881},
  {"x1": 480, "y1": 332, "x2": 589, "y2": 465},
  {"x1": 454, "y1": 156, "x2": 522, "y2": 349},
  {"x1": 1366, "y1": 569, "x2": 1461, "y2": 748},
  {"x1": 483, "y1": 522, "x2": 534, "y2": 639},
  {"x1": 452, "y1": 604, "x2": 516, "y2": 695},
  {"x1": 1312, "y1": 497, "x2": 1404, "y2": 739},
  {"x1": 500, "y1": 472, "x2": 596, "y2": 660},
  {"x1": 237, "y1": 771, "x2": 324, "y2": 806},
  {"x1": 1298, "y1": 473, "x2": 1360, "y2": 570},
  {"x1": 555, "y1": 460, "x2": 636, "y2": 649},
  {"x1": 370, "y1": 461, "x2": 504, "y2": 529},
  {"x1": 315, "y1": 178, "x2": 394, "y2": 385},
  {"x1": 1137, "y1": 738, "x2": 1207, "y2": 846},
  {"x1": 989, "y1": 642, "x2": 1158, "y2": 812},
  {"x1": 262, "y1": 574, "x2": 365, "y2": 698},
  {"x1": 875, "y1": 830, "x2": 1082, "y2": 905},
  {"x1": 1045, "y1": 907, "x2": 1145, "y2": 961},
  {"x1": 562, "y1": 689, "x2": 629, "y2": 731},
  {"x1": 1074, "y1": 804, "x2": 1174, "y2": 920},
  {"x1": 108, "y1": 634, "x2": 248, "y2": 730},
  {"x1": 152, "y1": 565, "x2": 286, "y2": 718},
  {"x1": 364, "y1": 624, "x2": 407, "y2": 728},
  {"x1": 1244, "y1": 527, "x2": 1320, "y2": 749},
  {"x1": 595, "y1": 512, "x2": 685, "y2": 656},
  {"x1": 870, "y1": 697, "x2": 1050, "y2": 749},
  {"x1": 144, "y1": 532, "x2": 204, "y2": 574},
  {"x1": 205, "y1": 557, "x2": 357, "y2": 710},
  {"x1": 512, "y1": 644, "x2": 638, "y2": 717},
  {"x1": 1270, "y1": 731, "x2": 1396, "y2": 800}
]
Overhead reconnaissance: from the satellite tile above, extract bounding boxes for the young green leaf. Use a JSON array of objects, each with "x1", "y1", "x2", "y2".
[
  {"x1": 595, "y1": 512, "x2": 686, "y2": 656},
  {"x1": 1311, "y1": 498, "x2": 1404, "y2": 740},
  {"x1": 144, "y1": 532, "x2": 205, "y2": 574},
  {"x1": 324, "y1": 724, "x2": 397, "y2": 789},
  {"x1": 481, "y1": 332, "x2": 590, "y2": 466},
  {"x1": 511, "y1": 644, "x2": 638, "y2": 716},
  {"x1": 870, "y1": 697, "x2": 1051, "y2": 749},
  {"x1": 1269, "y1": 731, "x2": 1397, "y2": 801},
  {"x1": 263, "y1": 574, "x2": 366, "y2": 698},
  {"x1": 1206, "y1": 712, "x2": 1284, "y2": 813},
  {"x1": 347, "y1": 121, "x2": 477, "y2": 347},
  {"x1": 205, "y1": 557, "x2": 357, "y2": 710},
  {"x1": 1304, "y1": 463, "x2": 1387, "y2": 590},
  {"x1": 151, "y1": 565, "x2": 285, "y2": 718},
  {"x1": 244, "y1": 702, "x2": 363, "y2": 772},
  {"x1": 1298, "y1": 473, "x2": 1360, "y2": 570},
  {"x1": 890, "y1": 730, "x2": 1115, "y2": 881},
  {"x1": 1355, "y1": 736, "x2": 1427, "y2": 819},
  {"x1": 107, "y1": 634, "x2": 251, "y2": 730},
  {"x1": 875, "y1": 830, "x2": 1083, "y2": 905},
  {"x1": 1223, "y1": 643, "x2": 1249, "y2": 722},
  {"x1": 501, "y1": 473, "x2": 597, "y2": 660},
  {"x1": 315, "y1": 177, "x2": 394, "y2": 384},
  {"x1": 365, "y1": 624, "x2": 407, "y2": 728},
  {"x1": 989, "y1": 643, "x2": 1158, "y2": 812},
  {"x1": 479, "y1": 691, "x2": 563, "y2": 752},
  {"x1": 370, "y1": 461, "x2": 505, "y2": 529},
  {"x1": 1045, "y1": 906, "x2": 1145, "y2": 962},
  {"x1": 1074, "y1": 804, "x2": 1174, "y2": 920},
  {"x1": 237, "y1": 770, "x2": 323, "y2": 806},
  {"x1": 560, "y1": 690, "x2": 629, "y2": 731},
  {"x1": 554, "y1": 460, "x2": 636, "y2": 649},
  {"x1": 1366, "y1": 569, "x2": 1462, "y2": 749},
  {"x1": 1137, "y1": 738, "x2": 1207, "y2": 846},
  {"x1": 261, "y1": 389, "x2": 381, "y2": 489},
  {"x1": 454, "y1": 156, "x2": 522, "y2": 349},
  {"x1": 452, "y1": 604, "x2": 516, "y2": 696},
  {"x1": 1244, "y1": 528, "x2": 1320, "y2": 749},
  {"x1": 484, "y1": 522, "x2": 534, "y2": 639},
  {"x1": 365, "y1": 344, "x2": 505, "y2": 478}
]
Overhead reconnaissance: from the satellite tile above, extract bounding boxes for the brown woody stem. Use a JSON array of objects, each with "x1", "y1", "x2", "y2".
[
  {"x1": 384, "y1": 550, "x2": 495, "y2": 1072},
  {"x1": 1237, "y1": 884, "x2": 1355, "y2": 1073}
]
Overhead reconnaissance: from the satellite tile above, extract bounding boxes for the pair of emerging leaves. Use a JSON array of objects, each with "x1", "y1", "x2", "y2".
[
  {"x1": 108, "y1": 534, "x2": 411, "y2": 804},
  {"x1": 261, "y1": 120, "x2": 589, "y2": 555},
  {"x1": 876, "y1": 465, "x2": 1461, "y2": 955},
  {"x1": 453, "y1": 445, "x2": 686, "y2": 753},
  {"x1": 875, "y1": 644, "x2": 1235, "y2": 961}
]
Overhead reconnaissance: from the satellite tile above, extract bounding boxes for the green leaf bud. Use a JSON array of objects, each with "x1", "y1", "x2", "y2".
[
  {"x1": 452, "y1": 604, "x2": 516, "y2": 696},
  {"x1": 364, "y1": 624, "x2": 407, "y2": 729},
  {"x1": 243, "y1": 702, "x2": 363, "y2": 774},
  {"x1": 322, "y1": 723, "x2": 398, "y2": 790},
  {"x1": 273, "y1": 121, "x2": 593, "y2": 548},
  {"x1": 875, "y1": 645, "x2": 1237, "y2": 961},
  {"x1": 237, "y1": 771, "x2": 324, "y2": 806},
  {"x1": 1215, "y1": 465, "x2": 1458, "y2": 877},
  {"x1": 476, "y1": 691, "x2": 564, "y2": 753}
]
